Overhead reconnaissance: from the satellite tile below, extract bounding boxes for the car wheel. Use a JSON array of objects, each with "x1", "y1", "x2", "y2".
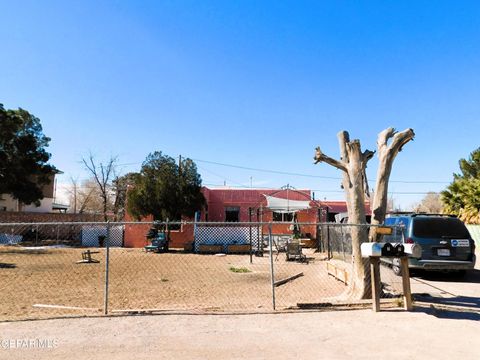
[{"x1": 392, "y1": 258, "x2": 402, "y2": 276}]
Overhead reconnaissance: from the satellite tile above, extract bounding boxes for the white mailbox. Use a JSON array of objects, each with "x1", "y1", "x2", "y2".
[
  {"x1": 361, "y1": 242, "x2": 384, "y2": 257},
  {"x1": 401, "y1": 243, "x2": 422, "y2": 258},
  {"x1": 361, "y1": 242, "x2": 422, "y2": 258}
]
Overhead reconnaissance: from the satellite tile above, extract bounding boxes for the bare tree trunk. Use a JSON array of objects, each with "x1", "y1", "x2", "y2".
[
  {"x1": 369, "y1": 128, "x2": 415, "y2": 242},
  {"x1": 314, "y1": 128, "x2": 414, "y2": 299},
  {"x1": 315, "y1": 131, "x2": 374, "y2": 299}
]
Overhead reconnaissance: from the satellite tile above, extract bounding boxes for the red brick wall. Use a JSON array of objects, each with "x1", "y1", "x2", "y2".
[
  {"x1": 123, "y1": 223, "x2": 194, "y2": 249},
  {"x1": 203, "y1": 188, "x2": 319, "y2": 237},
  {"x1": 123, "y1": 212, "x2": 194, "y2": 249},
  {"x1": 124, "y1": 222, "x2": 151, "y2": 248}
]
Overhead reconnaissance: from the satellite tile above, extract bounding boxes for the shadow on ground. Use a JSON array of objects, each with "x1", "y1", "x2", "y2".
[
  {"x1": 415, "y1": 293, "x2": 480, "y2": 308},
  {"x1": 0, "y1": 248, "x2": 50, "y2": 255},
  {"x1": 415, "y1": 303, "x2": 480, "y2": 321},
  {"x1": 412, "y1": 269, "x2": 480, "y2": 284},
  {"x1": 0, "y1": 263, "x2": 16, "y2": 268}
]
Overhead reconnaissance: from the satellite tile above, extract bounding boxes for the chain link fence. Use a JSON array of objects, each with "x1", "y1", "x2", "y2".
[{"x1": 0, "y1": 221, "x2": 406, "y2": 321}]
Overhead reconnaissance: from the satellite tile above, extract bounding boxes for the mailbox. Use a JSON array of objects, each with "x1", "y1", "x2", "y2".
[
  {"x1": 381, "y1": 242, "x2": 394, "y2": 256},
  {"x1": 401, "y1": 243, "x2": 422, "y2": 258},
  {"x1": 361, "y1": 242, "x2": 384, "y2": 257},
  {"x1": 361, "y1": 242, "x2": 421, "y2": 258},
  {"x1": 394, "y1": 243, "x2": 404, "y2": 256}
]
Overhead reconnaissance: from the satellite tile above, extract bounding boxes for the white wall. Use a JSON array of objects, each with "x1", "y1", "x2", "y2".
[
  {"x1": 23, "y1": 198, "x2": 54, "y2": 213},
  {"x1": 81, "y1": 225, "x2": 124, "y2": 247},
  {"x1": 466, "y1": 225, "x2": 480, "y2": 246}
]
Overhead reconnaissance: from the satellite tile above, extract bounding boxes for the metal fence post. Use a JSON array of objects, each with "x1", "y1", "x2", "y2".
[
  {"x1": 249, "y1": 208, "x2": 253, "y2": 264},
  {"x1": 316, "y1": 223, "x2": 321, "y2": 253},
  {"x1": 340, "y1": 225, "x2": 346, "y2": 261},
  {"x1": 166, "y1": 218, "x2": 170, "y2": 251},
  {"x1": 327, "y1": 224, "x2": 331, "y2": 260},
  {"x1": 103, "y1": 221, "x2": 111, "y2": 315},
  {"x1": 268, "y1": 223, "x2": 276, "y2": 310}
]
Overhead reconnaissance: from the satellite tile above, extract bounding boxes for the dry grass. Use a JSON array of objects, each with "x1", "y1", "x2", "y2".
[{"x1": 0, "y1": 246, "x2": 347, "y2": 321}]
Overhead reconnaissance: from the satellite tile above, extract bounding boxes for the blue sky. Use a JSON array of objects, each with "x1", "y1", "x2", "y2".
[{"x1": 1, "y1": 1, "x2": 479, "y2": 208}]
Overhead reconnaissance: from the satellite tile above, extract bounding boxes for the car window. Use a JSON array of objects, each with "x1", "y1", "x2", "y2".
[
  {"x1": 385, "y1": 218, "x2": 396, "y2": 225},
  {"x1": 383, "y1": 217, "x2": 403, "y2": 242},
  {"x1": 412, "y1": 218, "x2": 470, "y2": 238}
]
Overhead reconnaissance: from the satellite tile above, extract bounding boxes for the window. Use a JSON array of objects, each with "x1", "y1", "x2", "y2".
[
  {"x1": 413, "y1": 218, "x2": 469, "y2": 239},
  {"x1": 225, "y1": 207, "x2": 240, "y2": 222},
  {"x1": 273, "y1": 212, "x2": 294, "y2": 222}
]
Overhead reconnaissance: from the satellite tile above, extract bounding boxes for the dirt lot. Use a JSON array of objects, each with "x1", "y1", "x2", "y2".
[
  {"x1": 1, "y1": 308, "x2": 479, "y2": 360},
  {"x1": 1, "y1": 247, "x2": 479, "y2": 359},
  {"x1": 0, "y1": 246, "x2": 349, "y2": 321}
]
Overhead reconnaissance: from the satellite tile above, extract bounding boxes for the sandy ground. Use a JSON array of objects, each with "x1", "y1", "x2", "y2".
[
  {"x1": 0, "y1": 247, "x2": 350, "y2": 321},
  {"x1": 1, "y1": 308, "x2": 479, "y2": 360},
  {"x1": 1, "y1": 248, "x2": 479, "y2": 359}
]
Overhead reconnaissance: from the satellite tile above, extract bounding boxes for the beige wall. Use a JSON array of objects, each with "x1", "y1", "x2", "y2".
[
  {"x1": 23, "y1": 198, "x2": 54, "y2": 213},
  {"x1": 0, "y1": 173, "x2": 57, "y2": 213},
  {"x1": 0, "y1": 194, "x2": 55, "y2": 213},
  {"x1": 0, "y1": 194, "x2": 19, "y2": 212}
]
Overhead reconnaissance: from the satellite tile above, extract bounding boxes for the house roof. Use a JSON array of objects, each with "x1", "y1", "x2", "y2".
[
  {"x1": 52, "y1": 203, "x2": 69, "y2": 210},
  {"x1": 202, "y1": 187, "x2": 370, "y2": 214}
]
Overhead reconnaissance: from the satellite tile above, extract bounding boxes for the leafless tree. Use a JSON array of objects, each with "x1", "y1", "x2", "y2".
[
  {"x1": 414, "y1": 192, "x2": 443, "y2": 214},
  {"x1": 67, "y1": 176, "x2": 79, "y2": 214},
  {"x1": 82, "y1": 153, "x2": 118, "y2": 221},
  {"x1": 314, "y1": 128, "x2": 414, "y2": 299}
]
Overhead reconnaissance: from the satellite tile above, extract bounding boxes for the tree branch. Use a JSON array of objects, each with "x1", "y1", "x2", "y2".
[
  {"x1": 314, "y1": 146, "x2": 348, "y2": 173},
  {"x1": 389, "y1": 128, "x2": 415, "y2": 154},
  {"x1": 337, "y1": 131, "x2": 350, "y2": 163},
  {"x1": 377, "y1": 127, "x2": 396, "y2": 150},
  {"x1": 361, "y1": 150, "x2": 375, "y2": 198},
  {"x1": 362, "y1": 149, "x2": 375, "y2": 164}
]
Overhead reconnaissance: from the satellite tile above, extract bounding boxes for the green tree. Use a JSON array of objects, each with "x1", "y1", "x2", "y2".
[
  {"x1": 441, "y1": 147, "x2": 480, "y2": 224},
  {"x1": 0, "y1": 104, "x2": 54, "y2": 205},
  {"x1": 127, "y1": 152, "x2": 205, "y2": 221}
]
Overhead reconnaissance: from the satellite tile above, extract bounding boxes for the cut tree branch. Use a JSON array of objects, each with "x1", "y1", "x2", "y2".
[
  {"x1": 314, "y1": 146, "x2": 348, "y2": 173},
  {"x1": 377, "y1": 127, "x2": 396, "y2": 149},
  {"x1": 389, "y1": 128, "x2": 415, "y2": 154}
]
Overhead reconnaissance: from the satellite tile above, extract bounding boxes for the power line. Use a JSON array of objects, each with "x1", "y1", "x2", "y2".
[
  {"x1": 193, "y1": 158, "x2": 341, "y2": 180},
  {"x1": 196, "y1": 165, "x2": 247, "y2": 188},
  {"x1": 202, "y1": 183, "x2": 440, "y2": 195},
  {"x1": 76, "y1": 155, "x2": 451, "y2": 185},
  {"x1": 192, "y1": 158, "x2": 450, "y2": 185}
]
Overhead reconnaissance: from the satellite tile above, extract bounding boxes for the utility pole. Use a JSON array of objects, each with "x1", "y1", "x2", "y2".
[
  {"x1": 178, "y1": 155, "x2": 182, "y2": 176},
  {"x1": 73, "y1": 181, "x2": 77, "y2": 214},
  {"x1": 70, "y1": 176, "x2": 78, "y2": 214}
]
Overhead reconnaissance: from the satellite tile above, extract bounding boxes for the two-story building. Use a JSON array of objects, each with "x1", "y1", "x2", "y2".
[{"x1": 0, "y1": 170, "x2": 68, "y2": 213}]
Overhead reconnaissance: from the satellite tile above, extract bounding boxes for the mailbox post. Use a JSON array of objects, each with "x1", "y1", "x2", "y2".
[{"x1": 361, "y1": 235, "x2": 419, "y2": 312}]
